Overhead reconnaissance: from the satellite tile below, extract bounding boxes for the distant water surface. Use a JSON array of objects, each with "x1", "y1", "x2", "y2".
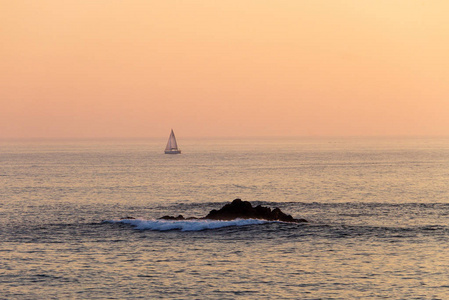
[{"x1": 1, "y1": 137, "x2": 449, "y2": 299}]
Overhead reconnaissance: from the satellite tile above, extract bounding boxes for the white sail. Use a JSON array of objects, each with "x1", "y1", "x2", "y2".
[{"x1": 164, "y1": 129, "x2": 181, "y2": 154}]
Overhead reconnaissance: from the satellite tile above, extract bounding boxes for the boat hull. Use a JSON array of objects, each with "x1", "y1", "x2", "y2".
[{"x1": 164, "y1": 149, "x2": 181, "y2": 154}]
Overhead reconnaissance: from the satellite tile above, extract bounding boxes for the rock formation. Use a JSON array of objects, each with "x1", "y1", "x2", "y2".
[{"x1": 159, "y1": 199, "x2": 307, "y2": 223}]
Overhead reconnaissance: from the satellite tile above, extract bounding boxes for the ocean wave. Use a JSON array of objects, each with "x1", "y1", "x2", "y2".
[{"x1": 107, "y1": 218, "x2": 268, "y2": 231}]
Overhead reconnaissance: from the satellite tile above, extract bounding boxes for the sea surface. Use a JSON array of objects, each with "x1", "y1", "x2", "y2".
[{"x1": 1, "y1": 137, "x2": 449, "y2": 299}]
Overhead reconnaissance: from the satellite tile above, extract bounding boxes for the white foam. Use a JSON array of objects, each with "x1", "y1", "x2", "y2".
[{"x1": 108, "y1": 218, "x2": 268, "y2": 231}]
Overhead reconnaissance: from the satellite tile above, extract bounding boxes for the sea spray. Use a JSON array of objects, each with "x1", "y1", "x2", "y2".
[{"x1": 107, "y1": 218, "x2": 268, "y2": 231}]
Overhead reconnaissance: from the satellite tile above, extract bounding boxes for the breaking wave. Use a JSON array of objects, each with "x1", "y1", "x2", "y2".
[{"x1": 106, "y1": 218, "x2": 268, "y2": 231}]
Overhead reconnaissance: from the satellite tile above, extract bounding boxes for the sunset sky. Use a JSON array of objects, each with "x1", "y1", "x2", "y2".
[{"x1": 1, "y1": 1, "x2": 448, "y2": 139}]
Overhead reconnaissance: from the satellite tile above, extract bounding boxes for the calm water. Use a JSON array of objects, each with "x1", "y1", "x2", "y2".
[{"x1": 1, "y1": 137, "x2": 449, "y2": 299}]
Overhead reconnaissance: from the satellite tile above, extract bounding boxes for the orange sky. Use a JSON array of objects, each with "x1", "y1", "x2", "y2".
[{"x1": 1, "y1": 1, "x2": 448, "y2": 139}]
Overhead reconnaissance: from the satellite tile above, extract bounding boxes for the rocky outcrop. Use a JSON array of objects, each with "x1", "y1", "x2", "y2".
[
  {"x1": 158, "y1": 215, "x2": 197, "y2": 221},
  {"x1": 159, "y1": 199, "x2": 307, "y2": 223}
]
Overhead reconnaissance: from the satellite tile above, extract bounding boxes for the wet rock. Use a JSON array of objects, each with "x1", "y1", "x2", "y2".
[
  {"x1": 158, "y1": 199, "x2": 307, "y2": 223},
  {"x1": 205, "y1": 199, "x2": 307, "y2": 223},
  {"x1": 159, "y1": 215, "x2": 186, "y2": 220}
]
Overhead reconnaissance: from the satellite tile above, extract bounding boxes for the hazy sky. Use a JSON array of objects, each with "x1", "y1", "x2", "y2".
[{"x1": 1, "y1": 1, "x2": 448, "y2": 139}]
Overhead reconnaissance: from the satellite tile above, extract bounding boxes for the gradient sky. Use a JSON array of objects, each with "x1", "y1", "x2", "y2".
[{"x1": 1, "y1": 1, "x2": 448, "y2": 139}]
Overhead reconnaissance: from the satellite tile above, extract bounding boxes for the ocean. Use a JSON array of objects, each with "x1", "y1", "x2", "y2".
[{"x1": 1, "y1": 137, "x2": 449, "y2": 299}]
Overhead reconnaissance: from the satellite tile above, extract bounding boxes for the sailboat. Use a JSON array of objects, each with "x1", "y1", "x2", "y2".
[{"x1": 164, "y1": 129, "x2": 181, "y2": 154}]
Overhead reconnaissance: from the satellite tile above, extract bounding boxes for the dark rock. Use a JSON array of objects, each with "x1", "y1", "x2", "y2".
[
  {"x1": 204, "y1": 199, "x2": 306, "y2": 223},
  {"x1": 158, "y1": 199, "x2": 307, "y2": 223},
  {"x1": 159, "y1": 215, "x2": 185, "y2": 220},
  {"x1": 205, "y1": 199, "x2": 253, "y2": 220}
]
